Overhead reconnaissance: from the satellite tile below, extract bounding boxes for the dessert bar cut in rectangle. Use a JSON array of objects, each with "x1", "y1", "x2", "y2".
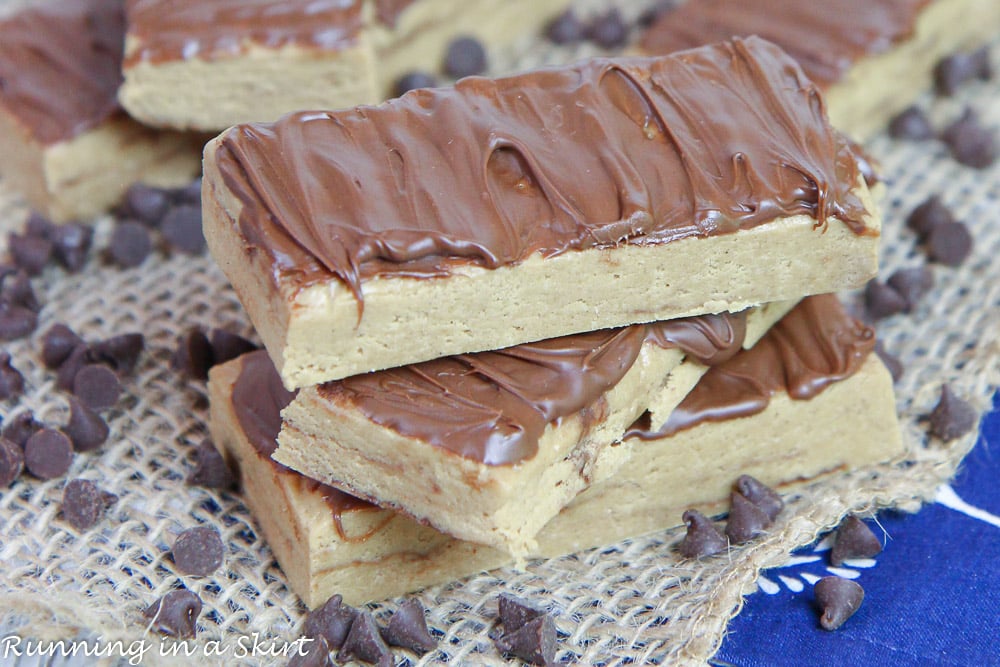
[
  {"x1": 0, "y1": 0, "x2": 202, "y2": 223},
  {"x1": 274, "y1": 301, "x2": 795, "y2": 556},
  {"x1": 204, "y1": 37, "x2": 881, "y2": 388},
  {"x1": 208, "y1": 295, "x2": 903, "y2": 606},
  {"x1": 637, "y1": 0, "x2": 1000, "y2": 140},
  {"x1": 119, "y1": 0, "x2": 571, "y2": 131}
]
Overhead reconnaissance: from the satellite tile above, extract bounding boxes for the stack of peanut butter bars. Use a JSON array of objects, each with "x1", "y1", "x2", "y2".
[{"x1": 202, "y1": 37, "x2": 904, "y2": 607}]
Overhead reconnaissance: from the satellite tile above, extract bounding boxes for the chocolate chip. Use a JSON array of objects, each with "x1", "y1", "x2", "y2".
[
  {"x1": 736, "y1": 475, "x2": 783, "y2": 522},
  {"x1": 25, "y1": 212, "x2": 54, "y2": 239},
  {"x1": 887, "y1": 106, "x2": 934, "y2": 140},
  {"x1": 336, "y1": 611, "x2": 393, "y2": 667},
  {"x1": 925, "y1": 220, "x2": 973, "y2": 267},
  {"x1": 42, "y1": 324, "x2": 83, "y2": 369},
  {"x1": 498, "y1": 594, "x2": 545, "y2": 632},
  {"x1": 873, "y1": 340, "x2": 903, "y2": 383},
  {"x1": 0, "y1": 352, "x2": 24, "y2": 400},
  {"x1": 161, "y1": 204, "x2": 205, "y2": 255},
  {"x1": 109, "y1": 221, "x2": 152, "y2": 268},
  {"x1": 65, "y1": 397, "x2": 109, "y2": 452},
  {"x1": 170, "y1": 178, "x2": 203, "y2": 206},
  {"x1": 545, "y1": 10, "x2": 585, "y2": 44},
  {"x1": 144, "y1": 589, "x2": 202, "y2": 639},
  {"x1": 906, "y1": 195, "x2": 953, "y2": 240},
  {"x1": 50, "y1": 223, "x2": 92, "y2": 272},
  {"x1": 24, "y1": 429, "x2": 74, "y2": 480},
  {"x1": 172, "y1": 329, "x2": 214, "y2": 380},
  {"x1": 304, "y1": 594, "x2": 358, "y2": 650},
  {"x1": 172, "y1": 525, "x2": 224, "y2": 576},
  {"x1": 122, "y1": 183, "x2": 170, "y2": 226},
  {"x1": 0, "y1": 301, "x2": 37, "y2": 341},
  {"x1": 56, "y1": 345, "x2": 89, "y2": 391},
  {"x1": 443, "y1": 36, "x2": 487, "y2": 79},
  {"x1": 929, "y1": 385, "x2": 976, "y2": 441},
  {"x1": 588, "y1": 9, "x2": 629, "y2": 49},
  {"x1": 91, "y1": 333, "x2": 144, "y2": 374},
  {"x1": 2, "y1": 411, "x2": 40, "y2": 449},
  {"x1": 815, "y1": 577, "x2": 864, "y2": 631},
  {"x1": 1, "y1": 271, "x2": 38, "y2": 313},
  {"x1": 886, "y1": 266, "x2": 934, "y2": 311},
  {"x1": 494, "y1": 615, "x2": 557, "y2": 667},
  {"x1": 8, "y1": 233, "x2": 52, "y2": 276},
  {"x1": 678, "y1": 509, "x2": 727, "y2": 559},
  {"x1": 394, "y1": 71, "x2": 438, "y2": 97},
  {"x1": 830, "y1": 516, "x2": 882, "y2": 566},
  {"x1": 725, "y1": 491, "x2": 770, "y2": 544},
  {"x1": 73, "y1": 364, "x2": 122, "y2": 409},
  {"x1": 187, "y1": 439, "x2": 235, "y2": 489},
  {"x1": 638, "y1": 0, "x2": 676, "y2": 28},
  {"x1": 941, "y1": 108, "x2": 996, "y2": 169},
  {"x1": 934, "y1": 49, "x2": 991, "y2": 96},
  {"x1": 287, "y1": 635, "x2": 332, "y2": 667},
  {"x1": 864, "y1": 281, "x2": 906, "y2": 320},
  {"x1": 210, "y1": 329, "x2": 257, "y2": 366},
  {"x1": 61, "y1": 478, "x2": 117, "y2": 530},
  {"x1": 381, "y1": 598, "x2": 436, "y2": 654},
  {"x1": 970, "y1": 45, "x2": 992, "y2": 80},
  {"x1": 0, "y1": 437, "x2": 24, "y2": 487}
]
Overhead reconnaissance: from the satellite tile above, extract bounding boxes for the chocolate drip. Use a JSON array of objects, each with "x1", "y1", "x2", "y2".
[
  {"x1": 215, "y1": 38, "x2": 870, "y2": 306},
  {"x1": 631, "y1": 294, "x2": 875, "y2": 439},
  {"x1": 0, "y1": 0, "x2": 125, "y2": 145},
  {"x1": 640, "y1": 0, "x2": 931, "y2": 90},
  {"x1": 318, "y1": 311, "x2": 748, "y2": 466}
]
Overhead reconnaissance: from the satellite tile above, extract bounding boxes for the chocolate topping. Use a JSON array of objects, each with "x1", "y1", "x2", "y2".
[
  {"x1": 639, "y1": 294, "x2": 875, "y2": 438},
  {"x1": 0, "y1": 0, "x2": 125, "y2": 145},
  {"x1": 640, "y1": 0, "x2": 931, "y2": 90},
  {"x1": 215, "y1": 39, "x2": 869, "y2": 305}
]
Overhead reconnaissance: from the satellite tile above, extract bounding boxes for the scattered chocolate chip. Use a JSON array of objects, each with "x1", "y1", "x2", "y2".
[
  {"x1": 65, "y1": 397, "x2": 109, "y2": 452},
  {"x1": 172, "y1": 525, "x2": 224, "y2": 576},
  {"x1": 928, "y1": 385, "x2": 976, "y2": 440},
  {"x1": 144, "y1": 589, "x2": 202, "y2": 639},
  {"x1": 210, "y1": 329, "x2": 257, "y2": 366},
  {"x1": 304, "y1": 594, "x2": 358, "y2": 650},
  {"x1": 122, "y1": 183, "x2": 170, "y2": 226},
  {"x1": 23, "y1": 429, "x2": 74, "y2": 480},
  {"x1": 545, "y1": 10, "x2": 584, "y2": 44},
  {"x1": 494, "y1": 615, "x2": 556, "y2": 667},
  {"x1": 171, "y1": 178, "x2": 203, "y2": 206},
  {"x1": 678, "y1": 509, "x2": 727, "y2": 559},
  {"x1": 873, "y1": 340, "x2": 903, "y2": 383},
  {"x1": 56, "y1": 345, "x2": 89, "y2": 391},
  {"x1": 443, "y1": 36, "x2": 487, "y2": 79},
  {"x1": 161, "y1": 205, "x2": 205, "y2": 255},
  {"x1": 287, "y1": 635, "x2": 332, "y2": 667},
  {"x1": 830, "y1": 516, "x2": 882, "y2": 566},
  {"x1": 187, "y1": 439, "x2": 235, "y2": 489},
  {"x1": 8, "y1": 233, "x2": 52, "y2": 276},
  {"x1": 498, "y1": 594, "x2": 545, "y2": 633},
  {"x1": 2, "y1": 411, "x2": 41, "y2": 448},
  {"x1": 887, "y1": 106, "x2": 934, "y2": 140},
  {"x1": 0, "y1": 437, "x2": 24, "y2": 486},
  {"x1": 336, "y1": 611, "x2": 393, "y2": 667},
  {"x1": 49, "y1": 223, "x2": 92, "y2": 272},
  {"x1": 815, "y1": 577, "x2": 864, "y2": 631},
  {"x1": 91, "y1": 333, "x2": 144, "y2": 374},
  {"x1": 42, "y1": 324, "x2": 83, "y2": 369},
  {"x1": 736, "y1": 475, "x2": 783, "y2": 522},
  {"x1": 725, "y1": 491, "x2": 770, "y2": 544},
  {"x1": 381, "y1": 598, "x2": 436, "y2": 655},
  {"x1": 0, "y1": 352, "x2": 24, "y2": 400},
  {"x1": 638, "y1": 0, "x2": 675, "y2": 27},
  {"x1": 925, "y1": 220, "x2": 973, "y2": 267},
  {"x1": 906, "y1": 196, "x2": 953, "y2": 240},
  {"x1": 172, "y1": 329, "x2": 214, "y2": 381},
  {"x1": 970, "y1": 45, "x2": 993, "y2": 80},
  {"x1": 1, "y1": 271, "x2": 40, "y2": 312},
  {"x1": 109, "y1": 221, "x2": 152, "y2": 268},
  {"x1": 863, "y1": 281, "x2": 906, "y2": 320},
  {"x1": 0, "y1": 300, "x2": 37, "y2": 341},
  {"x1": 588, "y1": 9, "x2": 629, "y2": 49},
  {"x1": 941, "y1": 108, "x2": 996, "y2": 169},
  {"x1": 394, "y1": 71, "x2": 438, "y2": 97},
  {"x1": 934, "y1": 48, "x2": 992, "y2": 96},
  {"x1": 73, "y1": 364, "x2": 122, "y2": 409},
  {"x1": 25, "y1": 212, "x2": 54, "y2": 239},
  {"x1": 886, "y1": 266, "x2": 934, "y2": 311},
  {"x1": 61, "y1": 478, "x2": 117, "y2": 530}
]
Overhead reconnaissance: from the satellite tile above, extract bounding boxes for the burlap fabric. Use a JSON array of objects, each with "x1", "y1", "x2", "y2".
[{"x1": 1, "y1": 2, "x2": 998, "y2": 664}]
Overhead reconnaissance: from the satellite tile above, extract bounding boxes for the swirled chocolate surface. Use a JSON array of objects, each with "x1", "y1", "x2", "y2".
[
  {"x1": 0, "y1": 0, "x2": 124, "y2": 145},
  {"x1": 640, "y1": 0, "x2": 931, "y2": 89},
  {"x1": 316, "y1": 311, "x2": 747, "y2": 466},
  {"x1": 631, "y1": 294, "x2": 875, "y2": 439},
  {"x1": 214, "y1": 37, "x2": 870, "y2": 303}
]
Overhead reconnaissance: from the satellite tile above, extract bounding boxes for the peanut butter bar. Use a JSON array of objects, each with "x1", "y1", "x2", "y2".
[
  {"x1": 638, "y1": 0, "x2": 1000, "y2": 140},
  {"x1": 204, "y1": 38, "x2": 881, "y2": 388},
  {"x1": 118, "y1": 0, "x2": 571, "y2": 131},
  {"x1": 208, "y1": 295, "x2": 903, "y2": 606},
  {"x1": 0, "y1": 0, "x2": 201, "y2": 223}
]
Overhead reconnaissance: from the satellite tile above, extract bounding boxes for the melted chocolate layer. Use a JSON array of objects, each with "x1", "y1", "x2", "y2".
[
  {"x1": 640, "y1": 0, "x2": 931, "y2": 89},
  {"x1": 632, "y1": 294, "x2": 875, "y2": 439},
  {"x1": 0, "y1": 0, "x2": 124, "y2": 145},
  {"x1": 319, "y1": 311, "x2": 748, "y2": 466},
  {"x1": 214, "y1": 38, "x2": 869, "y2": 303}
]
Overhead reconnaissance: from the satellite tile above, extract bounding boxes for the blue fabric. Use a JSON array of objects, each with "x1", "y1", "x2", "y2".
[{"x1": 714, "y1": 391, "x2": 1000, "y2": 667}]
